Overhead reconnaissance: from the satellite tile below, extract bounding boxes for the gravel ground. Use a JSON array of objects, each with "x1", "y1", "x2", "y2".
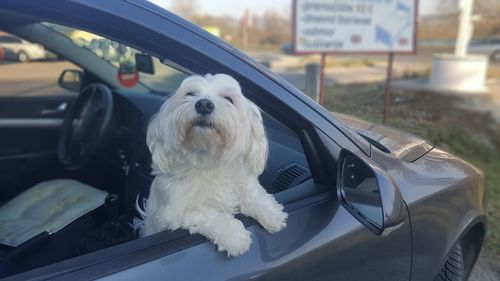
[{"x1": 469, "y1": 250, "x2": 500, "y2": 281}]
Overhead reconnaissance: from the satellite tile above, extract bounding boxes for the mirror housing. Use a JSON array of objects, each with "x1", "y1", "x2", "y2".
[
  {"x1": 58, "y1": 69, "x2": 83, "y2": 92},
  {"x1": 135, "y1": 53, "x2": 155, "y2": 74},
  {"x1": 337, "y1": 149, "x2": 406, "y2": 235}
]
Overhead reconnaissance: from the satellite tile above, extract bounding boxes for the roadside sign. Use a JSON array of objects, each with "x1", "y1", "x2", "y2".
[
  {"x1": 292, "y1": 0, "x2": 418, "y2": 123},
  {"x1": 293, "y1": 0, "x2": 417, "y2": 54}
]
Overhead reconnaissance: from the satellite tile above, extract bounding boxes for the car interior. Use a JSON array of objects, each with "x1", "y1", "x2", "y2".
[{"x1": 0, "y1": 14, "x2": 329, "y2": 278}]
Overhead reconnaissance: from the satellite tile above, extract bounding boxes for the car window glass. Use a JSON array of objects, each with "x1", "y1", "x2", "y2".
[
  {"x1": 0, "y1": 32, "x2": 81, "y2": 97},
  {"x1": 41, "y1": 22, "x2": 187, "y2": 94}
]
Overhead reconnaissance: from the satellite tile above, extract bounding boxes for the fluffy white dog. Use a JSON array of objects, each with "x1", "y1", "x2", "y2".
[{"x1": 135, "y1": 73, "x2": 287, "y2": 257}]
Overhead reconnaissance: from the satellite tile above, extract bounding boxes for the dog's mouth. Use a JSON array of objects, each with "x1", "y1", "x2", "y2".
[{"x1": 192, "y1": 119, "x2": 215, "y2": 129}]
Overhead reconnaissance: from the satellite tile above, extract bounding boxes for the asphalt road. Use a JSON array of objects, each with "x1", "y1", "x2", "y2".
[
  {"x1": 0, "y1": 60, "x2": 77, "y2": 96},
  {"x1": 253, "y1": 51, "x2": 500, "y2": 90},
  {"x1": 1, "y1": 55, "x2": 499, "y2": 96}
]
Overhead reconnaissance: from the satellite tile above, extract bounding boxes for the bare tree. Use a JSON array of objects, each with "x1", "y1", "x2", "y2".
[
  {"x1": 256, "y1": 10, "x2": 290, "y2": 46},
  {"x1": 474, "y1": 0, "x2": 500, "y2": 36},
  {"x1": 420, "y1": 0, "x2": 500, "y2": 40},
  {"x1": 170, "y1": 0, "x2": 199, "y2": 20},
  {"x1": 437, "y1": 0, "x2": 458, "y2": 13}
]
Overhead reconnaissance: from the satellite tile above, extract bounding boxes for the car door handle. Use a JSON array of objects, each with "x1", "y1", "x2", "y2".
[{"x1": 39, "y1": 102, "x2": 67, "y2": 115}]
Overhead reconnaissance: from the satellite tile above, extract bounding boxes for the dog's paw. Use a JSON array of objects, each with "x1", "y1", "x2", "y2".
[
  {"x1": 258, "y1": 204, "x2": 288, "y2": 233},
  {"x1": 214, "y1": 220, "x2": 252, "y2": 257}
]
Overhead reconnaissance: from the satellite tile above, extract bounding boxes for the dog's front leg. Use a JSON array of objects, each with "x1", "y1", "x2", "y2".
[
  {"x1": 183, "y1": 209, "x2": 252, "y2": 257},
  {"x1": 240, "y1": 179, "x2": 287, "y2": 233}
]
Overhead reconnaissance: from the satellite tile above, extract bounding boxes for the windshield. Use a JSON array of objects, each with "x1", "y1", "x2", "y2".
[{"x1": 41, "y1": 22, "x2": 187, "y2": 94}]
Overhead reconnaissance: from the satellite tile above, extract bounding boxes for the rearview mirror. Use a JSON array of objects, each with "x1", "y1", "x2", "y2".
[
  {"x1": 135, "y1": 53, "x2": 155, "y2": 74},
  {"x1": 58, "y1": 69, "x2": 83, "y2": 92},
  {"x1": 337, "y1": 149, "x2": 406, "y2": 235}
]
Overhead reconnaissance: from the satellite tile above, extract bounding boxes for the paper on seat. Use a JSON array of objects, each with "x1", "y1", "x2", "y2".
[{"x1": 0, "y1": 179, "x2": 108, "y2": 247}]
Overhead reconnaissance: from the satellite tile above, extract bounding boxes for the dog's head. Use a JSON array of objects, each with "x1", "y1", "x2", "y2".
[{"x1": 147, "y1": 74, "x2": 268, "y2": 175}]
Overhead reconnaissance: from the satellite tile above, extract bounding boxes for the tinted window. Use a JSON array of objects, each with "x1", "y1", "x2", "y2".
[
  {"x1": 0, "y1": 36, "x2": 21, "y2": 43},
  {"x1": 10, "y1": 37, "x2": 22, "y2": 43}
]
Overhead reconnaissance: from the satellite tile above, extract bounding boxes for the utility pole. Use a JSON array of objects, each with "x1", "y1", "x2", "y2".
[
  {"x1": 455, "y1": 0, "x2": 474, "y2": 57},
  {"x1": 241, "y1": 9, "x2": 252, "y2": 49}
]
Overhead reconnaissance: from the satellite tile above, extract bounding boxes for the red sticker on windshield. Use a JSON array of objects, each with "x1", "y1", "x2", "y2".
[
  {"x1": 117, "y1": 71, "x2": 139, "y2": 88},
  {"x1": 0, "y1": 48, "x2": 4, "y2": 61}
]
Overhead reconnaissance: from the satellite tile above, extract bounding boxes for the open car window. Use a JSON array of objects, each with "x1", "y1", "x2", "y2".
[{"x1": 0, "y1": 12, "x2": 332, "y2": 280}]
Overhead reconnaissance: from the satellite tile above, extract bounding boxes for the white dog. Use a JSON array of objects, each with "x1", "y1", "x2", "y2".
[{"x1": 135, "y1": 74, "x2": 287, "y2": 257}]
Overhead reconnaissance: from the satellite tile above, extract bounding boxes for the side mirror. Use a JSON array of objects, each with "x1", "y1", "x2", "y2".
[
  {"x1": 58, "y1": 69, "x2": 83, "y2": 92},
  {"x1": 337, "y1": 149, "x2": 406, "y2": 235}
]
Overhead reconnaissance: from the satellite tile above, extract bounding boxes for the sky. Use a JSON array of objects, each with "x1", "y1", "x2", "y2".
[{"x1": 148, "y1": 0, "x2": 440, "y2": 18}]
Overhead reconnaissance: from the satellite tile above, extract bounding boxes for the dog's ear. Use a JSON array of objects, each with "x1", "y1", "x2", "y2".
[
  {"x1": 244, "y1": 101, "x2": 268, "y2": 176},
  {"x1": 146, "y1": 113, "x2": 172, "y2": 174}
]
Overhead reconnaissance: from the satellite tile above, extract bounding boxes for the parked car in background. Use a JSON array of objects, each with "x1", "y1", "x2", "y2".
[
  {"x1": 44, "y1": 50, "x2": 60, "y2": 61},
  {"x1": 469, "y1": 37, "x2": 500, "y2": 61},
  {"x1": 0, "y1": 34, "x2": 46, "y2": 62},
  {"x1": 281, "y1": 42, "x2": 293, "y2": 54}
]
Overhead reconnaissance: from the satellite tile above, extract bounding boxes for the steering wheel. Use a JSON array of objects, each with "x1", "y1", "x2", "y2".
[{"x1": 58, "y1": 83, "x2": 113, "y2": 170}]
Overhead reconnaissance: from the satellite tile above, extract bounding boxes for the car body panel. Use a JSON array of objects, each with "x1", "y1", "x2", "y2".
[
  {"x1": 0, "y1": 1, "x2": 486, "y2": 281},
  {"x1": 371, "y1": 147, "x2": 486, "y2": 280},
  {"x1": 0, "y1": 95, "x2": 76, "y2": 200},
  {"x1": 97, "y1": 196, "x2": 412, "y2": 281},
  {"x1": 334, "y1": 112, "x2": 433, "y2": 161}
]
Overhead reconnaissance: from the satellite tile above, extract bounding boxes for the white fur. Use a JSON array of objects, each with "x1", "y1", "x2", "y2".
[{"x1": 135, "y1": 74, "x2": 287, "y2": 257}]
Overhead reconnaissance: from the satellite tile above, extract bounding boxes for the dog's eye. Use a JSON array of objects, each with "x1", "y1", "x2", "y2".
[
  {"x1": 185, "y1": 92, "x2": 196, "y2": 97},
  {"x1": 223, "y1": 96, "x2": 233, "y2": 104}
]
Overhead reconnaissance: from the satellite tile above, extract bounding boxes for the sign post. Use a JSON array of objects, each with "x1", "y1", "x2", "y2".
[
  {"x1": 383, "y1": 52, "x2": 394, "y2": 125},
  {"x1": 293, "y1": 0, "x2": 417, "y2": 121},
  {"x1": 319, "y1": 52, "x2": 326, "y2": 104}
]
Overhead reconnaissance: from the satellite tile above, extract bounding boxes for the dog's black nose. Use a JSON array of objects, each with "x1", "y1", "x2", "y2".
[{"x1": 195, "y1": 99, "x2": 215, "y2": 115}]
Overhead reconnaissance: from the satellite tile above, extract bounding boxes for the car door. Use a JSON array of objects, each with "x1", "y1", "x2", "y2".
[
  {"x1": 97, "y1": 4, "x2": 412, "y2": 279},
  {"x1": 96, "y1": 133, "x2": 412, "y2": 281},
  {"x1": 0, "y1": 54, "x2": 79, "y2": 200}
]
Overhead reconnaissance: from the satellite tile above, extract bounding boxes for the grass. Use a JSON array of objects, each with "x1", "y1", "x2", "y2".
[
  {"x1": 401, "y1": 68, "x2": 431, "y2": 79},
  {"x1": 324, "y1": 84, "x2": 500, "y2": 257}
]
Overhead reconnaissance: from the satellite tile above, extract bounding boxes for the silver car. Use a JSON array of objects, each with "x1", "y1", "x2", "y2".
[
  {"x1": 0, "y1": 34, "x2": 46, "y2": 62},
  {"x1": 469, "y1": 37, "x2": 500, "y2": 61}
]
